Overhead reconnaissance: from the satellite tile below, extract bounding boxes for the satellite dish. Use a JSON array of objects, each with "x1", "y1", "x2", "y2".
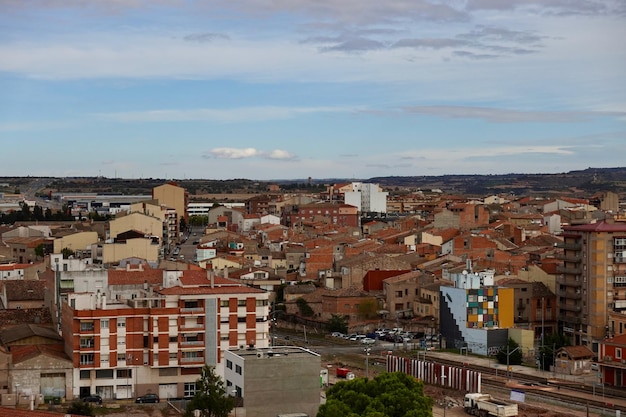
[{"x1": 462, "y1": 270, "x2": 468, "y2": 275}]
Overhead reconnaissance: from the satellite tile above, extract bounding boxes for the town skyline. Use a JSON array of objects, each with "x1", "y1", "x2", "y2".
[{"x1": 1, "y1": 1, "x2": 625, "y2": 180}]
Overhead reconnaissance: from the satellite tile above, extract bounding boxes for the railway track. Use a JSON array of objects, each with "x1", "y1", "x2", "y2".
[{"x1": 427, "y1": 355, "x2": 626, "y2": 413}]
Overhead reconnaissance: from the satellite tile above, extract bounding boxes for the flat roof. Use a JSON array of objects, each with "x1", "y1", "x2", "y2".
[{"x1": 227, "y1": 346, "x2": 320, "y2": 359}]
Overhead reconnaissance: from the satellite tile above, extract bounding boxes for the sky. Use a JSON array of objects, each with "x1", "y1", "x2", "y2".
[{"x1": 1, "y1": 0, "x2": 625, "y2": 181}]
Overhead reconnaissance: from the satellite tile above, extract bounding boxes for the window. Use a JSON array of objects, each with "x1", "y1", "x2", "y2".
[
  {"x1": 117, "y1": 369, "x2": 131, "y2": 378},
  {"x1": 237, "y1": 317, "x2": 246, "y2": 323},
  {"x1": 80, "y1": 354, "x2": 94, "y2": 365},
  {"x1": 235, "y1": 364, "x2": 242, "y2": 375},
  {"x1": 80, "y1": 321, "x2": 94, "y2": 331},
  {"x1": 117, "y1": 353, "x2": 126, "y2": 362},
  {"x1": 118, "y1": 336, "x2": 126, "y2": 345},
  {"x1": 101, "y1": 319, "x2": 109, "y2": 329},
  {"x1": 617, "y1": 348, "x2": 622, "y2": 360},
  {"x1": 100, "y1": 354, "x2": 109, "y2": 364},
  {"x1": 184, "y1": 382, "x2": 196, "y2": 397},
  {"x1": 169, "y1": 336, "x2": 177, "y2": 343},
  {"x1": 117, "y1": 318, "x2": 126, "y2": 327},
  {"x1": 169, "y1": 352, "x2": 177, "y2": 360},
  {"x1": 80, "y1": 370, "x2": 91, "y2": 379},
  {"x1": 80, "y1": 338, "x2": 94, "y2": 348},
  {"x1": 95, "y1": 369, "x2": 113, "y2": 379},
  {"x1": 226, "y1": 360, "x2": 233, "y2": 369},
  {"x1": 237, "y1": 300, "x2": 246, "y2": 306}
]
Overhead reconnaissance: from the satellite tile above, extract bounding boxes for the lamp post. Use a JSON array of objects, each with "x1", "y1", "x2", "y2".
[{"x1": 364, "y1": 348, "x2": 371, "y2": 379}]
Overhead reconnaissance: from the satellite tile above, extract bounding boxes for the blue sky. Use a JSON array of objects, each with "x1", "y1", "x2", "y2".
[{"x1": 1, "y1": 0, "x2": 625, "y2": 180}]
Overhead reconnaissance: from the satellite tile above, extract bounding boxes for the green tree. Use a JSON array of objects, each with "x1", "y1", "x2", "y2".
[
  {"x1": 496, "y1": 338, "x2": 523, "y2": 366},
  {"x1": 66, "y1": 400, "x2": 95, "y2": 416},
  {"x1": 35, "y1": 243, "x2": 45, "y2": 259},
  {"x1": 296, "y1": 297, "x2": 315, "y2": 317},
  {"x1": 326, "y1": 314, "x2": 348, "y2": 334},
  {"x1": 317, "y1": 372, "x2": 433, "y2": 417},
  {"x1": 183, "y1": 365, "x2": 234, "y2": 417},
  {"x1": 61, "y1": 247, "x2": 75, "y2": 259}
]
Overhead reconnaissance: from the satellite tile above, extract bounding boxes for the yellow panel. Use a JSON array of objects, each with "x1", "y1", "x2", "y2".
[{"x1": 497, "y1": 288, "x2": 515, "y2": 328}]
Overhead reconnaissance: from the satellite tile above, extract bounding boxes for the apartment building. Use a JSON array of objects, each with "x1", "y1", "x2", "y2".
[
  {"x1": 344, "y1": 182, "x2": 388, "y2": 213},
  {"x1": 61, "y1": 268, "x2": 270, "y2": 400},
  {"x1": 558, "y1": 221, "x2": 626, "y2": 350}
]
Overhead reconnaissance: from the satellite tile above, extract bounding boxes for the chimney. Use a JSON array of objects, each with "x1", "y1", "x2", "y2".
[
  {"x1": 224, "y1": 266, "x2": 229, "y2": 279},
  {"x1": 208, "y1": 269, "x2": 214, "y2": 288}
]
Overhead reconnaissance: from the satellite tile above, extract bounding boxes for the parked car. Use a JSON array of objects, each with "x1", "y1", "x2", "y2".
[
  {"x1": 82, "y1": 394, "x2": 102, "y2": 405},
  {"x1": 136, "y1": 393, "x2": 160, "y2": 403},
  {"x1": 331, "y1": 332, "x2": 345, "y2": 338},
  {"x1": 361, "y1": 337, "x2": 376, "y2": 344}
]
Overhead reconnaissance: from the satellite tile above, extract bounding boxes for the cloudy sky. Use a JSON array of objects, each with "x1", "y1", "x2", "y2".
[{"x1": 1, "y1": 0, "x2": 625, "y2": 180}]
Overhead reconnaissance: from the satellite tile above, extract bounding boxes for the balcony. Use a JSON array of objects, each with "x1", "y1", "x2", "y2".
[
  {"x1": 557, "y1": 265, "x2": 582, "y2": 275},
  {"x1": 181, "y1": 355, "x2": 204, "y2": 364},
  {"x1": 557, "y1": 288, "x2": 582, "y2": 300},
  {"x1": 556, "y1": 242, "x2": 582, "y2": 250},
  {"x1": 180, "y1": 341, "x2": 205, "y2": 350},
  {"x1": 79, "y1": 339, "x2": 95, "y2": 349},
  {"x1": 560, "y1": 304, "x2": 582, "y2": 313},
  {"x1": 180, "y1": 307, "x2": 204, "y2": 315},
  {"x1": 556, "y1": 276, "x2": 582, "y2": 287},
  {"x1": 556, "y1": 253, "x2": 581, "y2": 263},
  {"x1": 180, "y1": 323, "x2": 205, "y2": 332},
  {"x1": 614, "y1": 255, "x2": 626, "y2": 264}
]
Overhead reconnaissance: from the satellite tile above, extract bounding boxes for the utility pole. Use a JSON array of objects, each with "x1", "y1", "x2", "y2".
[{"x1": 506, "y1": 345, "x2": 521, "y2": 380}]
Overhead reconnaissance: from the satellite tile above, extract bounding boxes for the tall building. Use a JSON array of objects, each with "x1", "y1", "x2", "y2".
[
  {"x1": 558, "y1": 221, "x2": 626, "y2": 351},
  {"x1": 344, "y1": 182, "x2": 388, "y2": 213},
  {"x1": 152, "y1": 182, "x2": 188, "y2": 238}
]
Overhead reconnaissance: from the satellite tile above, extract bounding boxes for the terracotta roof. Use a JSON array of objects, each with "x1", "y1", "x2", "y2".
[
  {"x1": 564, "y1": 221, "x2": 626, "y2": 233},
  {"x1": 108, "y1": 267, "x2": 163, "y2": 286},
  {"x1": 0, "y1": 263, "x2": 30, "y2": 271},
  {"x1": 0, "y1": 323, "x2": 61, "y2": 345},
  {"x1": 3, "y1": 280, "x2": 46, "y2": 301},
  {"x1": 157, "y1": 284, "x2": 264, "y2": 296},
  {"x1": 560, "y1": 345, "x2": 594, "y2": 359},
  {"x1": 0, "y1": 308, "x2": 52, "y2": 329},
  {"x1": 12, "y1": 343, "x2": 70, "y2": 364}
]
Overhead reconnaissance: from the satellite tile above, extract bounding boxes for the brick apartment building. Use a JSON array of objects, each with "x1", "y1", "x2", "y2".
[{"x1": 61, "y1": 268, "x2": 269, "y2": 400}]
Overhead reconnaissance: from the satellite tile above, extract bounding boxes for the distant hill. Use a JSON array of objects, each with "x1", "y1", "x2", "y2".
[
  {"x1": 365, "y1": 167, "x2": 626, "y2": 197},
  {"x1": 3, "y1": 167, "x2": 626, "y2": 198}
]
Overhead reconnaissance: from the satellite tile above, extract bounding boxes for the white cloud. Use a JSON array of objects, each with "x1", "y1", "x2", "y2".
[
  {"x1": 206, "y1": 147, "x2": 296, "y2": 160},
  {"x1": 208, "y1": 148, "x2": 260, "y2": 159},
  {"x1": 95, "y1": 106, "x2": 353, "y2": 123}
]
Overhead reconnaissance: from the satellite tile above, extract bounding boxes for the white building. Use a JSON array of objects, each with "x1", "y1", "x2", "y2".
[{"x1": 344, "y1": 182, "x2": 388, "y2": 213}]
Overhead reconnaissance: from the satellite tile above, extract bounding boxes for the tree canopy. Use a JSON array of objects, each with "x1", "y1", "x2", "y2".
[
  {"x1": 317, "y1": 372, "x2": 433, "y2": 417},
  {"x1": 326, "y1": 314, "x2": 348, "y2": 334},
  {"x1": 495, "y1": 338, "x2": 523, "y2": 366},
  {"x1": 183, "y1": 365, "x2": 234, "y2": 417}
]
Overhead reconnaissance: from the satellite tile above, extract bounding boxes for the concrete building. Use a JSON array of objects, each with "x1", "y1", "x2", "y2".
[
  {"x1": 223, "y1": 346, "x2": 321, "y2": 417},
  {"x1": 558, "y1": 221, "x2": 626, "y2": 350}
]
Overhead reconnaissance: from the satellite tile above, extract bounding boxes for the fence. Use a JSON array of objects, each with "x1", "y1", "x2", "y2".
[{"x1": 386, "y1": 355, "x2": 481, "y2": 392}]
